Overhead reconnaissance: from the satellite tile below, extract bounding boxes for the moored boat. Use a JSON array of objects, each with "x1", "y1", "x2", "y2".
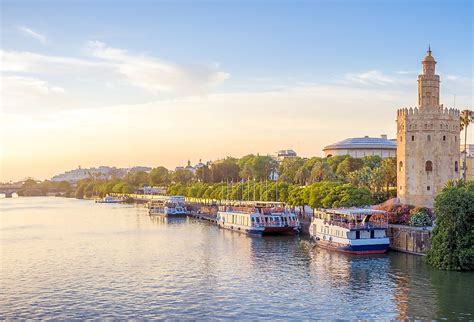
[
  {"x1": 309, "y1": 208, "x2": 390, "y2": 254},
  {"x1": 148, "y1": 196, "x2": 188, "y2": 217},
  {"x1": 95, "y1": 195, "x2": 121, "y2": 203},
  {"x1": 216, "y1": 202, "x2": 300, "y2": 235}
]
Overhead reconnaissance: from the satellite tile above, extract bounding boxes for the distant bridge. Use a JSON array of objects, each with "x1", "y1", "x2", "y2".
[{"x1": 0, "y1": 183, "x2": 23, "y2": 198}]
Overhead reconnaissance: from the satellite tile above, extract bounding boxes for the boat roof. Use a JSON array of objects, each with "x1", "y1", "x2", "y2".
[
  {"x1": 318, "y1": 208, "x2": 387, "y2": 216},
  {"x1": 221, "y1": 201, "x2": 286, "y2": 207}
]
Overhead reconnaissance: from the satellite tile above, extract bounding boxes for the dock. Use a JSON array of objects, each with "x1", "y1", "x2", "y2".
[{"x1": 188, "y1": 212, "x2": 218, "y2": 224}]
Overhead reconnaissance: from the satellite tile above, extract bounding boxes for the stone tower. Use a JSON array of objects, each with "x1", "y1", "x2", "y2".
[{"x1": 396, "y1": 48, "x2": 460, "y2": 208}]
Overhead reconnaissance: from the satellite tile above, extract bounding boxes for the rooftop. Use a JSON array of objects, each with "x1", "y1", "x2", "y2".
[{"x1": 323, "y1": 135, "x2": 396, "y2": 151}]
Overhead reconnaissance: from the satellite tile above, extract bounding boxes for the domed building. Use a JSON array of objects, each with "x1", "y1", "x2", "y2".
[{"x1": 323, "y1": 135, "x2": 396, "y2": 159}]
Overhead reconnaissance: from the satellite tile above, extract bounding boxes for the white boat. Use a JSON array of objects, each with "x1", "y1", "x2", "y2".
[
  {"x1": 309, "y1": 208, "x2": 390, "y2": 254},
  {"x1": 148, "y1": 196, "x2": 188, "y2": 217},
  {"x1": 216, "y1": 202, "x2": 300, "y2": 235},
  {"x1": 95, "y1": 195, "x2": 121, "y2": 203}
]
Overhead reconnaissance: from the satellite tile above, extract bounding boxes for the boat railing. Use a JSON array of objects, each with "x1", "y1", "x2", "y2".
[{"x1": 324, "y1": 220, "x2": 388, "y2": 230}]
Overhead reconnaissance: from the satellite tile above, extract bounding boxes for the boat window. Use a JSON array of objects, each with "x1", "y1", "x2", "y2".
[
  {"x1": 356, "y1": 231, "x2": 360, "y2": 239},
  {"x1": 370, "y1": 230, "x2": 375, "y2": 238}
]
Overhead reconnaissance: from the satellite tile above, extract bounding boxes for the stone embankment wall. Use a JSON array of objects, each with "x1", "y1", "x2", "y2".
[{"x1": 387, "y1": 224, "x2": 433, "y2": 255}]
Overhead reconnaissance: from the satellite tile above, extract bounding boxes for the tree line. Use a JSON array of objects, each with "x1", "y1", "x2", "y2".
[{"x1": 71, "y1": 154, "x2": 397, "y2": 207}]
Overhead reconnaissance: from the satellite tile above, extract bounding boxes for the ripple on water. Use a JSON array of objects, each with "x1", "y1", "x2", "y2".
[{"x1": 1, "y1": 197, "x2": 473, "y2": 320}]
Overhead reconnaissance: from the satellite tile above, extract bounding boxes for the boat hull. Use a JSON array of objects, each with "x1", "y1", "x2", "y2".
[
  {"x1": 262, "y1": 226, "x2": 299, "y2": 235},
  {"x1": 149, "y1": 211, "x2": 188, "y2": 217},
  {"x1": 217, "y1": 222, "x2": 264, "y2": 235},
  {"x1": 313, "y1": 239, "x2": 389, "y2": 254}
]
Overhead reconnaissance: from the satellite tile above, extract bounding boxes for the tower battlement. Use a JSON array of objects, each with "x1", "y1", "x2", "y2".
[{"x1": 397, "y1": 106, "x2": 460, "y2": 118}]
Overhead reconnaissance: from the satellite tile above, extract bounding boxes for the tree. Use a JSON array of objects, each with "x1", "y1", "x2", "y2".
[
  {"x1": 425, "y1": 180, "x2": 474, "y2": 271},
  {"x1": 361, "y1": 155, "x2": 382, "y2": 169},
  {"x1": 149, "y1": 166, "x2": 170, "y2": 185},
  {"x1": 172, "y1": 169, "x2": 194, "y2": 184},
  {"x1": 194, "y1": 165, "x2": 211, "y2": 183},
  {"x1": 460, "y1": 110, "x2": 473, "y2": 181},
  {"x1": 210, "y1": 159, "x2": 241, "y2": 182},
  {"x1": 380, "y1": 157, "x2": 397, "y2": 192},
  {"x1": 335, "y1": 157, "x2": 364, "y2": 178},
  {"x1": 278, "y1": 157, "x2": 305, "y2": 183},
  {"x1": 124, "y1": 171, "x2": 149, "y2": 187},
  {"x1": 309, "y1": 160, "x2": 336, "y2": 183}
]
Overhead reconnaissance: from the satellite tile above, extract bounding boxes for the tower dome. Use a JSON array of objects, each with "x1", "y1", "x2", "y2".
[{"x1": 422, "y1": 46, "x2": 436, "y2": 62}]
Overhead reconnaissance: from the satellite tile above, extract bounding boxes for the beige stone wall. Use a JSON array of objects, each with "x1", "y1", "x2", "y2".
[
  {"x1": 466, "y1": 156, "x2": 474, "y2": 180},
  {"x1": 397, "y1": 107, "x2": 461, "y2": 207}
]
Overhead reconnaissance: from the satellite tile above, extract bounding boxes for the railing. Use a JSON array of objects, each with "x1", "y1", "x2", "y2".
[{"x1": 323, "y1": 220, "x2": 388, "y2": 230}]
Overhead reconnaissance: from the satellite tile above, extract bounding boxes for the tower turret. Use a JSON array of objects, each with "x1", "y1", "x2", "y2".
[{"x1": 418, "y1": 46, "x2": 440, "y2": 109}]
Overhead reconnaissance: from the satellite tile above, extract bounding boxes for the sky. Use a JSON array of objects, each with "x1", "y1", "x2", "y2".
[{"x1": 0, "y1": 0, "x2": 473, "y2": 182}]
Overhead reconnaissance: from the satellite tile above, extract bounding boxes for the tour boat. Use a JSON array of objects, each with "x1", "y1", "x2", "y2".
[
  {"x1": 216, "y1": 203, "x2": 300, "y2": 235},
  {"x1": 309, "y1": 208, "x2": 390, "y2": 254},
  {"x1": 148, "y1": 196, "x2": 188, "y2": 217},
  {"x1": 95, "y1": 195, "x2": 121, "y2": 203}
]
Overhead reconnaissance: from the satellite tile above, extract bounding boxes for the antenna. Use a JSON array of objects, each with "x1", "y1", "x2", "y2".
[{"x1": 454, "y1": 94, "x2": 456, "y2": 109}]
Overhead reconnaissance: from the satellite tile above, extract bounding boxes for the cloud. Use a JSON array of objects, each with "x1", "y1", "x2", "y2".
[
  {"x1": 84, "y1": 41, "x2": 229, "y2": 93},
  {"x1": 17, "y1": 26, "x2": 47, "y2": 44},
  {"x1": 343, "y1": 70, "x2": 403, "y2": 86},
  {"x1": 0, "y1": 76, "x2": 68, "y2": 113},
  {"x1": 1, "y1": 41, "x2": 230, "y2": 96}
]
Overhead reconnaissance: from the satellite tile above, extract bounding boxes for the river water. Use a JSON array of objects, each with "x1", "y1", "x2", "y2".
[{"x1": 1, "y1": 197, "x2": 473, "y2": 319}]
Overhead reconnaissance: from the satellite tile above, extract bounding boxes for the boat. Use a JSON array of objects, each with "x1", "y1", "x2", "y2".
[
  {"x1": 95, "y1": 195, "x2": 121, "y2": 203},
  {"x1": 148, "y1": 196, "x2": 188, "y2": 217},
  {"x1": 216, "y1": 202, "x2": 300, "y2": 235},
  {"x1": 309, "y1": 208, "x2": 390, "y2": 254}
]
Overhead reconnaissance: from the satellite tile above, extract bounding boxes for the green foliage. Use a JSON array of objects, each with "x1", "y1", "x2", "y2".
[
  {"x1": 66, "y1": 154, "x2": 396, "y2": 207},
  {"x1": 425, "y1": 180, "x2": 474, "y2": 271},
  {"x1": 149, "y1": 166, "x2": 170, "y2": 185},
  {"x1": 172, "y1": 169, "x2": 194, "y2": 184},
  {"x1": 336, "y1": 157, "x2": 364, "y2": 177},
  {"x1": 124, "y1": 171, "x2": 149, "y2": 187},
  {"x1": 409, "y1": 212, "x2": 432, "y2": 227}
]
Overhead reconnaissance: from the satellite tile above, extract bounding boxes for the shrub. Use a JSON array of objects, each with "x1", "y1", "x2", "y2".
[
  {"x1": 425, "y1": 180, "x2": 474, "y2": 271},
  {"x1": 409, "y1": 211, "x2": 432, "y2": 227}
]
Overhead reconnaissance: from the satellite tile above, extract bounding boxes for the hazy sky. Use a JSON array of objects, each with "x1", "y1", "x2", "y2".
[{"x1": 1, "y1": 0, "x2": 473, "y2": 182}]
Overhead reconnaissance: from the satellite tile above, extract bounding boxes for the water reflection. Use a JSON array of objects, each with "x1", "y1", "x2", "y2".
[
  {"x1": 149, "y1": 215, "x2": 188, "y2": 226},
  {"x1": 1, "y1": 197, "x2": 473, "y2": 320}
]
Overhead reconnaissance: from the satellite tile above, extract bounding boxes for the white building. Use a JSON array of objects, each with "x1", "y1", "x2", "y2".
[
  {"x1": 276, "y1": 149, "x2": 297, "y2": 161},
  {"x1": 323, "y1": 135, "x2": 396, "y2": 159}
]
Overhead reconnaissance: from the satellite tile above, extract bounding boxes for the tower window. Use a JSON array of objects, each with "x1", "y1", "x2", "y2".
[
  {"x1": 411, "y1": 135, "x2": 415, "y2": 141},
  {"x1": 427, "y1": 186, "x2": 431, "y2": 191},
  {"x1": 425, "y1": 161, "x2": 433, "y2": 172},
  {"x1": 427, "y1": 135, "x2": 431, "y2": 141},
  {"x1": 455, "y1": 136, "x2": 457, "y2": 142},
  {"x1": 400, "y1": 136, "x2": 403, "y2": 142},
  {"x1": 455, "y1": 161, "x2": 459, "y2": 172},
  {"x1": 399, "y1": 161, "x2": 403, "y2": 172},
  {"x1": 443, "y1": 135, "x2": 446, "y2": 141}
]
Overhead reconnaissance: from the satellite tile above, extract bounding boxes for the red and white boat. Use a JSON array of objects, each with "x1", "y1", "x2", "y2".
[{"x1": 216, "y1": 202, "x2": 300, "y2": 235}]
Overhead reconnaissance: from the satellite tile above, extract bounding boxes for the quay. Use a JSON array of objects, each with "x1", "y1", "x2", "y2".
[
  {"x1": 108, "y1": 193, "x2": 431, "y2": 255},
  {"x1": 188, "y1": 212, "x2": 217, "y2": 224}
]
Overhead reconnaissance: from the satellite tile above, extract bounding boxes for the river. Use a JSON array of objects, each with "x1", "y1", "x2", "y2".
[{"x1": 1, "y1": 197, "x2": 472, "y2": 319}]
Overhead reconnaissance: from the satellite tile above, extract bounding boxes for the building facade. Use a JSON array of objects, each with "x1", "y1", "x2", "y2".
[
  {"x1": 396, "y1": 48, "x2": 460, "y2": 208},
  {"x1": 323, "y1": 135, "x2": 396, "y2": 159},
  {"x1": 462, "y1": 144, "x2": 474, "y2": 181}
]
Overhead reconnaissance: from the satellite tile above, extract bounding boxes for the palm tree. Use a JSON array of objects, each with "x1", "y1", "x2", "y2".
[{"x1": 460, "y1": 109, "x2": 473, "y2": 181}]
